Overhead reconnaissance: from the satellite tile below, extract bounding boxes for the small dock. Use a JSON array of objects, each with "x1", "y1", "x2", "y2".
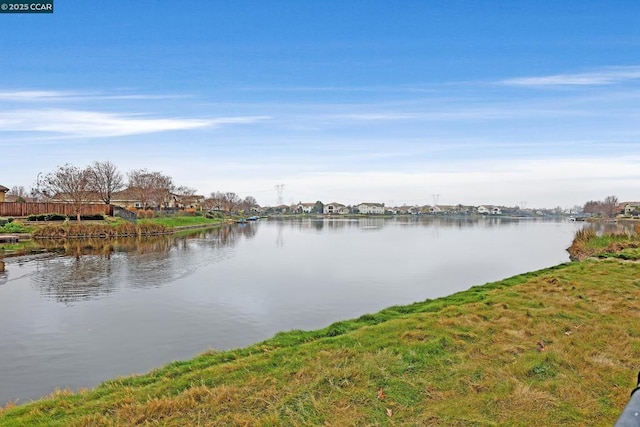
[{"x1": 0, "y1": 235, "x2": 19, "y2": 243}]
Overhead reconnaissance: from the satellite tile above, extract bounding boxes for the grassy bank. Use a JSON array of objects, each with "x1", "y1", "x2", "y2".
[
  {"x1": 0, "y1": 216, "x2": 228, "y2": 256},
  {"x1": 567, "y1": 225, "x2": 640, "y2": 261},
  {"x1": 139, "y1": 215, "x2": 227, "y2": 229},
  {"x1": 28, "y1": 214, "x2": 229, "y2": 238},
  {"x1": 0, "y1": 221, "x2": 37, "y2": 256},
  {"x1": 1, "y1": 255, "x2": 639, "y2": 425}
]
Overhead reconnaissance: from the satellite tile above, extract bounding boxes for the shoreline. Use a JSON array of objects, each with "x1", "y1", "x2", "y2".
[
  {"x1": 1, "y1": 257, "x2": 638, "y2": 425},
  {"x1": 0, "y1": 219, "x2": 232, "y2": 259},
  {"x1": 2, "y1": 226, "x2": 639, "y2": 425}
]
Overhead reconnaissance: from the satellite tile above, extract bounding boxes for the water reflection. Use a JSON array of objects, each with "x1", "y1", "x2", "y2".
[
  {"x1": 271, "y1": 215, "x2": 567, "y2": 231},
  {"x1": 265, "y1": 216, "x2": 572, "y2": 248},
  {"x1": 0, "y1": 217, "x2": 584, "y2": 405},
  {"x1": 589, "y1": 220, "x2": 638, "y2": 235},
  {"x1": 0, "y1": 261, "x2": 5, "y2": 285},
  {"x1": 2, "y1": 218, "x2": 573, "y2": 305},
  {"x1": 24, "y1": 225, "x2": 256, "y2": 304}
]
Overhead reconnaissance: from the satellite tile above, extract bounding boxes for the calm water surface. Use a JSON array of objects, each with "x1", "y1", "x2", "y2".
[{"x1": 0, "y1": 217, "x2": 583, "y2": 404}]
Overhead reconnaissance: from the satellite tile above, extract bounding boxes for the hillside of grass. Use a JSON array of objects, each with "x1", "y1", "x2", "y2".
[{"x1": 1, "y1": 251, "x2": 639, "y2": 426}]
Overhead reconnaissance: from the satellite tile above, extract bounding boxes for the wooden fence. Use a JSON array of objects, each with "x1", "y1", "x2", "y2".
[{"x1": 0, "y1": 202, "x2": 113, "y2": 217}]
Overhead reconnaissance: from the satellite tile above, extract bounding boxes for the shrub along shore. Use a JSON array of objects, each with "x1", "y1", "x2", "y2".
[
  {"x1": 1, "y1": 230, "x2": 639, "y2": 426},
  {"x1": 0, "y1": 215, "x2": 229, "y2": 256}
]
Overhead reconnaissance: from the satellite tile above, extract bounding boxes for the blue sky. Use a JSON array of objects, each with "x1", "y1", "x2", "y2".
[{"x1": 1, "y1": 1, "x2": 639, "y2": 208}]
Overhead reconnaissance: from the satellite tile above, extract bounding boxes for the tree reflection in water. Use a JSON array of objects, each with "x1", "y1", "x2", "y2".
[{"x1": 28, "y1": 225, "x2": 257, "y2": 304}]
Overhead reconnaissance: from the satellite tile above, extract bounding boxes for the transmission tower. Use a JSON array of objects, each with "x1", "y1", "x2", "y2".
[
  {"x1": 275, "y1": 184, "x2": 285, "y2": 205},
  {"x1": 431, "y1": 193, "x2": 440, "y2": 207}
]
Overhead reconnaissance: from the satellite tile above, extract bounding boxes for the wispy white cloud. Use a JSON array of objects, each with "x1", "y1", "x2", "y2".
[
  {"x1": 501, "y1": 66, "x2": 640, "y2": 87},
  {"x1": 0, "y1": 109, "x2": 269, "y2": 138},
  {"x1": 0, "y1": 91, "x2": 73, "y2": 101},
  {"x1": 336, "y1": 107, "x2": 591, "y2": 122},
  {"x1": 0, "y1": 90, "x2": 190, "y2": 102},
  {"x1": 236, "y1": 84, "x2": 439, "y2": 93}
]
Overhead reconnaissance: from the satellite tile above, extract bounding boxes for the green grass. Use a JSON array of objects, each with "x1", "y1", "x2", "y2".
[
  {"x1": 0, "y1": 221, "x2": 35, "y2": 234},
  {"x1": 0, "y1": 221, "x2": 36, "y2": 255},
  {"x1": 567, "y1": 226, "x2": 640, "y2": 260},
  {"x1": 139, "y1": 215, "x2": 226, "y2": 228},
  {"x1": 0, "y1": 216, "x2": 227, "y2": 256},
  {"x1": 1, "y1": 257, "x2": 639, "y2": 426},
  {"x1": 0, "y1": 241, "x2": 39, "y2": 256}
]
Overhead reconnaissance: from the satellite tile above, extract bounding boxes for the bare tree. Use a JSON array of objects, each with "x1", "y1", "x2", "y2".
[
  {"x1": 202, "y1": 194, "x2": 217, "y2": 211},
  {"x1": 205, "y1": 192, "x2": 223, "y2": 212},
  {"x1": 205, "y1": 191, "x2": 242, "y2": 214},
  {"x1": 584, "y1": 196, "x2": 619, "y2": 218},
  {"x1": 150, "y1": 173, "x2": 174, "y2": 208},
  {"x1": 603, "y1": 195, "x2": 619, "y2": 218},
  {"x1": 583, "y1": 200, "x2": 602, "y2": 216},
  {"x1": 88, "y1": 161, "x2": 124, "y2": 205},
  {"x1": 223, "y1": 192, "x2": 242, "y2": 213},
  {"x1": 8, "y1": 186, "x2": 28, "y2": 202},
  {"x1": 240, "y1": 195, "x2": 258, "y2": 213},
  {"x1": 127, "y1": 169, "x2": 174, "y2": 209},
  {"x1": 38, "y1": 164, "x2": 93, "y2": 222}
]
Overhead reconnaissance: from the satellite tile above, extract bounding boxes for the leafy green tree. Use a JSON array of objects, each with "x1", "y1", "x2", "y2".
[{"x1": 311, "y1": 201, "x2": 324, "y2": 214}]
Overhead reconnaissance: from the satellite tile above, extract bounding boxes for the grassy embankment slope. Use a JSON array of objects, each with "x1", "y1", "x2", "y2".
[{"x1": 1, "y1": 229, "x2": 640, "y2": 426}]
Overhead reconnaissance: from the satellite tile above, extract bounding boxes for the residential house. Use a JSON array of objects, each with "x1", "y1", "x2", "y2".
[
  {"x1": 452, "y1": 205, "x2": 474, "y2": 215},
  {"x1": 393, "y1": 205, "x2": 413, "y2": 215},
  {"x1": 437, "y1": 205, "x2": 456, "y2": 214},
  {"x1": 110, "y1": 187, "x2": 177, "y2": 209},
  {"x1": 4, "y1": 194, "x2": 36, "y2": 203},
  {"x1": 50, "y1": 191, "x2": 104, "y2": 204},
  {"x1": 623, "y1": 202, "x2": 640, "y2": 217},
  {"x1": 393, "y1": 205, "x2": 422, "y2": 215},
  {"x1": 428, "y1": 205, "x2": 441, "y2": 214},
  {"x1": 408, "y1": 205, "x2": 422, "y2": 215},
  {"x1": 0, "y1": 185, "x2": 8, "y2": 202},
  {"x1": 357, "y1": 202, "x2": 385, "y2": 214},
  {"x1": 172, "y1": 193, "x2": 205, "y2": 209},
  {"x1": 295, "y1": 202, "x2": 316, "y2": 213},
  {"x1": 111, "y1": 188, "x2": 145, "y2": 209},
  {"x1": 323, "y1": 202, "x2": 346, "y2": 214},
  {"x1": 477, "y1": 206, "x2": 490, "y2": 215},
  {"x1": 477, "y1": 205, "x2": 502, "y2": 215}
]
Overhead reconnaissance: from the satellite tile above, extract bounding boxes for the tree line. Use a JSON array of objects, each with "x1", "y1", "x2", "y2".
[
  {"x1": 583, "y1": 195, "x2": 619, "y2": 218},
  {"x1": 6, "y1": 161, "x2": 257, "y2": 222}
]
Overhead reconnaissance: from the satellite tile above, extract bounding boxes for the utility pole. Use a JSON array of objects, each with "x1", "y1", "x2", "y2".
[{"x1": 274, "y1": 184, "x2": 285, "y2": 205}]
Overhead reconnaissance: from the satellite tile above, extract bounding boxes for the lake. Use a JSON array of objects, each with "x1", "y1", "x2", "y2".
[{"x1": 0, "y1": 216, "x2": 584, "y2": 404}]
